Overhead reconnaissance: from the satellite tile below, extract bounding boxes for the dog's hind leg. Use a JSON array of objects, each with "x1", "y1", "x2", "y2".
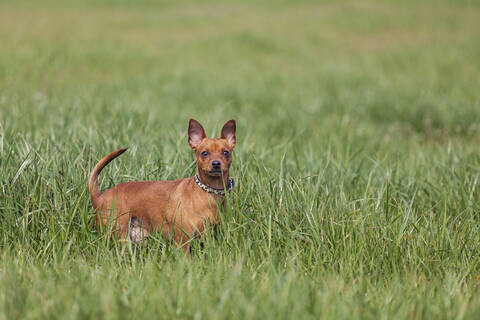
[{"x1": 129, "y1": 216, "x2": 150, "y2": 245}]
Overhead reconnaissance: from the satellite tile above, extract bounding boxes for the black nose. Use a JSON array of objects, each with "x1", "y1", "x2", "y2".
[{"x1": 212, "y1": 160, "x2": 221, "y2": 168}]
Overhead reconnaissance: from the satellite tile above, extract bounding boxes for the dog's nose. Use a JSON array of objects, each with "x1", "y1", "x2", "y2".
[{"x1": 212, "y1": 160, "x2": 221, "y2": 169}]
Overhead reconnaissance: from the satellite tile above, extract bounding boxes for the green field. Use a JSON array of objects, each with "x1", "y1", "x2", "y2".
[{"x1": 1, "y1": 0, "x2": 480, "y2": 318}]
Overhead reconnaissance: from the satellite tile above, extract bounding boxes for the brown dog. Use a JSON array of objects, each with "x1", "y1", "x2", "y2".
[{"x1": 88, "y1": 119, "x2": 236, "y2": 252}]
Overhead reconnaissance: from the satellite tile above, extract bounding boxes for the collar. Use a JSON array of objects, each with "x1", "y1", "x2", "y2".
[{"x1": 194, "y1": 174, "x2": 235, "y2": 196}]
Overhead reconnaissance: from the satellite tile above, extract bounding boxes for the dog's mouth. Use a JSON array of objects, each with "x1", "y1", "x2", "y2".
[{"x1": 208, "y1": 169, "x2": 223, "y2": 176}]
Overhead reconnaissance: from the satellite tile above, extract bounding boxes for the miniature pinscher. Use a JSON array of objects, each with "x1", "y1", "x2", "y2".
[{"x1": 89, "y1": 119, "x2": 236, "y2": 252}]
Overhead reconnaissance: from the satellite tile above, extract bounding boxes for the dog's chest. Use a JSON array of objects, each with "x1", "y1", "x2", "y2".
[{"x1": 188, "y1": 192, "x2": 224, "y2": 222}]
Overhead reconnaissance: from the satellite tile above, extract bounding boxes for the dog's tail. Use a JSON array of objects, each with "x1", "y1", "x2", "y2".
[{"x1": 89, "y1": 148, "x2": 128, "y2": 209}]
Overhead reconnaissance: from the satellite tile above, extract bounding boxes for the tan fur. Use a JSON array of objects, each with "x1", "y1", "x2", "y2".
[{"x1": 89, "y1": 119, "x2": 236, "y2": 253}]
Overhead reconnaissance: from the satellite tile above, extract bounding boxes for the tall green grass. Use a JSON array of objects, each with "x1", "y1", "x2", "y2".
[{"x1": 1, "y1": 0, "x2": 480, "y2": 318}]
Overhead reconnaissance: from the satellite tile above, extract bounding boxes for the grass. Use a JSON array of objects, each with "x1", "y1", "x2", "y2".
[{"x1": 1, "y1": 0, "x2": 480, "y2": 318}]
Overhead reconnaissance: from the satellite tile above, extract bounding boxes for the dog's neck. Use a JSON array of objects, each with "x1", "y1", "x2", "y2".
[{"x1": 196, "y1": 169, "x2": 230, "y2": 190}]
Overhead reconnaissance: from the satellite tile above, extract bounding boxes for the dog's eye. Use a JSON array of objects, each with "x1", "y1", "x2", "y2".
[
  {"x1": 201, "y1": 151, "x2": 209, "y2": 157},
  {"x1": 222, "y1": 150, "x2": 229, "y2": 157}
]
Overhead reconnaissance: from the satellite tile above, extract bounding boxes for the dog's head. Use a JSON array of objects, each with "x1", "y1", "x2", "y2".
[{"x1": 188, "y1": 119, "x2": 236, "y2": 178}]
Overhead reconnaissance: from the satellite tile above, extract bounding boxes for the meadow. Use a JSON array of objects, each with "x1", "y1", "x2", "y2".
[{"x1": 1, "y1": 0, "x2": 480, "y2": 318}]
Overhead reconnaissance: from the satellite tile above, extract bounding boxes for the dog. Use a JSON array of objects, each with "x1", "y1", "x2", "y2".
[{"x1": 88, "y1": 119, "x2": 236, "y2": 252}]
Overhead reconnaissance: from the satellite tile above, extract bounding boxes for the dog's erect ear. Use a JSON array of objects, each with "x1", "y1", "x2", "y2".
[
  {"x1": 220, "y1": 119, "x2": 236, "y2": 148},
  {"x1": 188, "y1": 118, "x2": 207, "y2": 149}
]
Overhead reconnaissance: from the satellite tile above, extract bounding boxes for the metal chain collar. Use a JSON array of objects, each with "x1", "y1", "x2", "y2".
[{"x1": 194, "y1": 174, "x2": 235, "y2": 196}]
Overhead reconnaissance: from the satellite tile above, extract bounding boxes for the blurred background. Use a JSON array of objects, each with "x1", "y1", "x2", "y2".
[{"x1": 1, "y1": 0, "x2": 479, "y2": 147}]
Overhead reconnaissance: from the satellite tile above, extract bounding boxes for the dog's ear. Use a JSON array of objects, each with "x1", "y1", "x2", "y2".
[
  {"x1": 188, "y1": 118, "x2": 207, "y2": 149},
  {"x1": 220, "y1": 119, "x2": 236, "y2": 148}
]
